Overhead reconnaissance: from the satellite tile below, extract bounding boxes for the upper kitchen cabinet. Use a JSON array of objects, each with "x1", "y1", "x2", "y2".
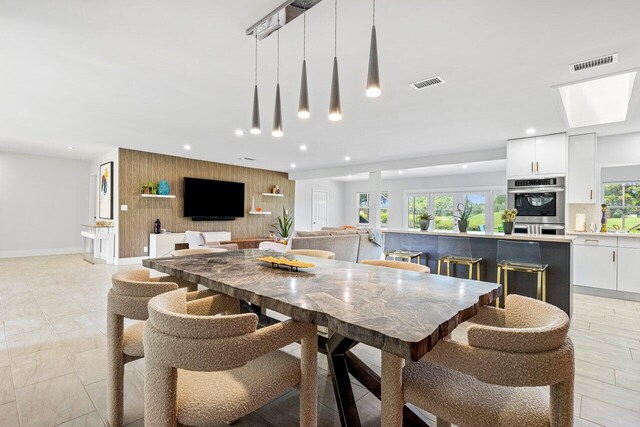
[
  {"x1": 506, "y1": 133, "x2": 567, "y2": 179},
  {"x1": 567, "y1": 133, "x2": 597, "y2": 204}
]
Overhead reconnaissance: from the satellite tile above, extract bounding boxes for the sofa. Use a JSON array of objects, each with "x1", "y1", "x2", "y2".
[{"x1": 261, "y1": 228, "x2": 383, "y2": 263}]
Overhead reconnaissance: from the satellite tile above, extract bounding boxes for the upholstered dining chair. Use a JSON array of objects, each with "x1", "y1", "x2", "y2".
[
  {"x1": 360, "y1": 259, "x2": 430, "y2": 273},
  {"x1": 171, "y1": 247, "x2": 227, "y2": 257},
  {"x1": 144, "y1": 289, "x2": 318, "y2": 427},
  {"x1": 286, "y1": 249, "x2": 336, "y2": 259},
  {"x1": 107, "y1": 270, "x2": 224, "y2": 426},
  {"x1": 399, "y1": 294, "x2": 574, "y2": 427}
]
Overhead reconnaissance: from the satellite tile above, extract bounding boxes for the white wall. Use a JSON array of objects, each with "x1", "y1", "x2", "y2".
[
  {"x1": 0, "y1": 151, "x2": 91, "y2": 257},
  {"x1": 598, "y1": 133, "x2": 640, "y2": 167},
  {"x1": 343, "y1": 171, "x2": 507, "y2": 229},
  {"x1": 294, "y1": 178, "x2": 346, "y2": 231}
]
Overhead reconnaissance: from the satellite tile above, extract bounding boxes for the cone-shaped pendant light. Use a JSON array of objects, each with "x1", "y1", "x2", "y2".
[
  {"x1": 366, "y1": 0, "x2": 381, "y2": 97},
  {"x1": 250, "y1": 34, "x2": 261, "y2": 134},
  {"x1": 328, "y1": 0, "x2": 342, "y2": 121},
  {"x1": 298, "y1": 4, "x2": 310, "y2": 119},
  {"x1": 272, "y1": 28, "x2": 284, "y2": 137}
]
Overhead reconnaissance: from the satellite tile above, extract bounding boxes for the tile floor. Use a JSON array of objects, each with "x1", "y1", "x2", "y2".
[{"x1": 0, "y1": 254, "x2": 639, "y2": 426}]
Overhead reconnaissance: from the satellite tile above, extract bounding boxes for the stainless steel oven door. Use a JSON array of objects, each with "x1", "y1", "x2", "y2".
[{"x1": 507, "y1": 187, "x2": 565, "y2": 224}]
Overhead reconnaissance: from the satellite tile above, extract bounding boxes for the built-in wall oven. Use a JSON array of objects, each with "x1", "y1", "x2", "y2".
[{"x1": 507, "y1": 177, "x2": 565, "y2": 235}]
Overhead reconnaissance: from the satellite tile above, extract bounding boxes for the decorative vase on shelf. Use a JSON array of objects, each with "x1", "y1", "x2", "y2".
[
  {"x1": 251, "y1": 197, "x2": 256, "y2": 212},
  {"x1": 600, "y1": 204, "x2": 607, "y2": 233},
  {"x1": 503, "y1": 221, "x2": 514, "y2": 235},
  {"x1": 154, "y1": 219, "x2": 161, "y2": 234},
  {"x1": 157, "y1": 180, "x2": 170, "y2": 195}
]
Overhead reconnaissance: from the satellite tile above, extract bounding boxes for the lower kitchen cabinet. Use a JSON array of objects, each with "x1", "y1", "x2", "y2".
[
  {"x1": 617, "y1": 247, "x2": 640, "y2": 293},
  {"x1": 573, "y1": 244, "x2": 617, "y2": 290}
]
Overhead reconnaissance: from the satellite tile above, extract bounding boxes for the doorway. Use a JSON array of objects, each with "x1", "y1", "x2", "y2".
[{"x1": 312, "y1": 190, "x2": 328, "y2": 231}]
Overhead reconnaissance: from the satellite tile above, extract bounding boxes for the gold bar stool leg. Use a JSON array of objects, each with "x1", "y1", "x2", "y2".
[
  {"x1": 447, "y1": 261, "x2": 451, "y2": 277},
  {"x1": 496, "y1": 266, "x2": 501, "y2": 307},
  {"x1": 542, "y1": 270, "x2": 547, "y2": 302},
  {"x1": 476, "y1": 262, "x2": 481, "y2": 281},
  {"x1": 536, "y1": 272, "x2": 542, "y2": 300},
  {"x1": 437, "y1": 259, "x2": 442, "y2": 275},
  {"x1": 468, "y1": 263, "x2": 473, "y2": 280},
  {"x1": 503, "y1": 270, "x2": 508, "y2": 307}
]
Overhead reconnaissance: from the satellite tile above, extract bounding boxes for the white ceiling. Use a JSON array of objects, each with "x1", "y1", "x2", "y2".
[{"x1": 1, "y1": 0, "x2": 640, "y2": 173}]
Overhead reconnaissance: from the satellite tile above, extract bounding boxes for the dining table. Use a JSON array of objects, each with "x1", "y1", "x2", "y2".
[{"x1": 143, "y1": 249, "x2": 501, "y2": 427}]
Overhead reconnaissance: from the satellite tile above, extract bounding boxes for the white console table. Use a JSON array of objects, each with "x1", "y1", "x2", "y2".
[
  {"x1": 81, "y1": 224, "x2": 115, "y2": 264},
  {"x1": 149, "y1": 231, "x2": 231, "y2": 258}
]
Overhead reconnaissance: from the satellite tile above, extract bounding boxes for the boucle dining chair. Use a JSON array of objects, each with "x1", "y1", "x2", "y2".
[
  {"x1": 396, "y1": 294, "x2": 574, "y2": 427},
  {"x1": 107, "y1": 270, "x2": 228, "y2": 426},
  {"x1": 170, "y1": 247, "x2": 227, "y2": 257},
  {"x1": 360, "y1": 259, "x2": 430, "y2": 273},
  {"x1": 144, "y1": 289, "x2": 318, "y2": 427},
  {"x1": 286, "y1": 249, "x2": 336, "y2": 259}
]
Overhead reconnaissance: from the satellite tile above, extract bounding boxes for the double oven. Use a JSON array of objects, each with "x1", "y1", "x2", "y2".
[{"x1": 507, "y1": 177, "x2": 565, "y2": 235}]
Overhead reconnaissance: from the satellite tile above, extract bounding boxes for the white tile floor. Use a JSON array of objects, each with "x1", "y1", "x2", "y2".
[{"x1": 0, "y1": 254, "x2": 639, "y2": 426}]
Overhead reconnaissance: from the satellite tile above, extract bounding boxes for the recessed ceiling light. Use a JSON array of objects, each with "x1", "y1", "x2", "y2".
[
  {"x1": 525, "y1": 128, "x2": 536, "y2": 135},
  {"x1": 234, "y1": 129, "x2": 244, "y2": 136},
  {"x1": 290, "y1": 163, "x2": 296, "y2": 168},
  {"x1": 462, "y1": 164, "x2": 468, "y2": 169},
  {"x1": 184, "y1": 145, "x2": 192, "y2": 150},
  {"x1": 398, "y1": 170, "x2": 404, "y2": 174},
  {"x1": 67, "y1": 146, "x2": 74, "y2": 150},
  {"x1": 299, "y1": 145, "x2": 307, "y2": 151},
  {"x1": 558, "y1": 72, "x2": 636, "y2": 128},
  {"x1": 344, "y1": 156, "x2": 351, "y2": 161},
  {"x1": 348, "y1": 174, "x2": 353, "y2": 178}
]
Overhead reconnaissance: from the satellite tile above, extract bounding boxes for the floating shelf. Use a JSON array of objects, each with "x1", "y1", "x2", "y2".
[
  {"x1": 262, "y1": 193, "x2": 284, "y2": 197},
  {"x1": 249, "y1": 211, "x2": 272, "y2": 215},
  {"x1": 141, "y1": 194, "x2": 176, "y2": 199}
]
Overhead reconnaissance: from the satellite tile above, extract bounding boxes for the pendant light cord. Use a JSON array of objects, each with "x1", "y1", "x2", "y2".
[
  {"x1": 254, "y1": 33, "x2": 258, "y2": 85},
  {"x1": 303, "y1": 2, "x2": 306, "y2": 60},
  {"x1": 372, "y1": 0, "x2": 376, "y2": 24},
  {"x1": 334, "y1": 0, "x2": 337, "y2": 57},
  {"x1": 277, "y1": 29, "x2": 280, "y2": 83}
]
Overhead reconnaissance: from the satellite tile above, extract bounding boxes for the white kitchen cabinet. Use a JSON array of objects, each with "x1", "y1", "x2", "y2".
[
  {"x1": 506, "y1": 133, "x2": 567, "y2": 179},
  {"x1": 573, "y1": 244, "x2": 617, "y2": 290},
  {"x1": 506, "y1": 137, "x2": 536, "y2": 177},
  {"x1": 617, "y1": 247, "x2": 640, "y2": 293},
  {"x1": 568, "y1": 133, "x2": 596, "y2": 204}
]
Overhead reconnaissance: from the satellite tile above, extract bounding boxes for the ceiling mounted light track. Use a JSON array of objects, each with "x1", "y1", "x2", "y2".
[
  {"x1": 250, "y1": 34, "x2": 261, "y2": 135},
  {"x1": 272, "y1": 26, "x2": 284, "y2": 137},
  {"x1": 246, "y1": 0, "x2": 323, "y2": 40},
  {"x1": 328, "y1": 0, "x2": 342, "y2": 121},
  {"x1": 366, "y1": 0, "x2": 381, "y2": 98},
  {"x1": 297, "y1": 2, "x2": 310, "y2": 119}
]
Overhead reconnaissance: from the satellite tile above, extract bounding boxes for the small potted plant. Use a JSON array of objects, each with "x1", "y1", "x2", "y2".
[
  {"x1": 271, "y1": 207, "x2": 294, "y2": 242},
  {"x1": 418, "y1": 213, "x2": 434, "y2": 231},
  {"x1": 501, "y1": 209, "x2": 518, "y2": 235},
  {"x1": 140, "y1": 183, "x2": 151, "y2": 194},
  {"x1": 455, "y1": 200, "x2": 473, "y2": 233}
]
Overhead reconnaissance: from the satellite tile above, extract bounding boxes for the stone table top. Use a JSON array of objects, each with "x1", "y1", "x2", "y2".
[{"x1": 143, "y1": 249, "x2": 501, "y2": 360}]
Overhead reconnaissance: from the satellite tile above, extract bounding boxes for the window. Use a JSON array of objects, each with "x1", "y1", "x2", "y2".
[
  {"x1": 357, "y1": 192, "x2": 389, "y2": 225},
  {"x1": 463, "y1": 194, "x2": 486, "y2": 231},
  {"x1": 603, "y1": 182, "x2": 640, "y2": 232},
  {"x1": 493, "y1": 192, "x2": 507, "y2": 232},
  {"x1": 433, "y1": 194, "x2": 455, "y2": 230},
  {"x1": 407, "y1": 194, "x2": 429, "y2": 229},
  {"x1": 358, "y1": 193, "x2": 369, "y2": 224}
]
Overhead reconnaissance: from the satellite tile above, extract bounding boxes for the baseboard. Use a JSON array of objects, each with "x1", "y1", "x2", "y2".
[
  {"x1": 0, "y1": 247, "x2": 84, "y2": 259},
  {"x1": 574, "y1": 285, "x2": 640, "y2": 302},
  {"x1": 116, "y1": 256, "x2": 148, "y2": 265}
]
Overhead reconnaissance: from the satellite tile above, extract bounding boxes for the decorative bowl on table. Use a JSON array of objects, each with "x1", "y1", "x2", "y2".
[{"x1": 256, "y1": 256, "x2": 315, "y2": 272}]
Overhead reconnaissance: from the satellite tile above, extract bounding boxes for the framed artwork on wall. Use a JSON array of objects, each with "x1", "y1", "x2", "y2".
[{"x1": 99, "y1": 161, "x2": 114, "y2": 219}]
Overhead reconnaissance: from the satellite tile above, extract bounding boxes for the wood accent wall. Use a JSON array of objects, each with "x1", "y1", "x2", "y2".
[{"x1": 118, "y1": 149, "x2": 294, "y2": 259}]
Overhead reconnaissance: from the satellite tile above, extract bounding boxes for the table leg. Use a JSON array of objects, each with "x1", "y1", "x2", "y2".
[
  {"x1": 381, "y1": 351, "x2": 405, "y2": 427},
  {"x1": 326, "y1": 334, "x2": 361, "y2": 427}
]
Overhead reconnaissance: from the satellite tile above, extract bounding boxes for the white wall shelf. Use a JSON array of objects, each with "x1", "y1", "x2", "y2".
[
  {"x1": 141, "y1": 194, "x2": 176, "y2": 199},
  {"x1": 249, "y1": 211, "x2": 271, "y2": 215},
  {"x1": 262, "y1": 193, "x2": 284, "y2": 197}
]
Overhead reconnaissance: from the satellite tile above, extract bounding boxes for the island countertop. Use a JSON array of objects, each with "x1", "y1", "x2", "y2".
[{"x1": 383, "y1": 228, "x2": 575, "y2": 243}]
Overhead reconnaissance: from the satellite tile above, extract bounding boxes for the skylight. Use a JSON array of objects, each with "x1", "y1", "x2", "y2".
[{"x1": 558, "y1": 72, "x2": 636, "y2": 128}]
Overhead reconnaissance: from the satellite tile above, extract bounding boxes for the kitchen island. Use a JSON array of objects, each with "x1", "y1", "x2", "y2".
[{"x1": 383, "y1": 229, "x2": 574, "y2": 315}]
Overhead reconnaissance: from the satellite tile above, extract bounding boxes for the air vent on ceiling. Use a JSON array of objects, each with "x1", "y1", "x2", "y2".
[
  {"x1": 410, "y1": 76, "x2": 446, "y2": 90},
  {"x1": 238, "y1": 157, "x2": 255, "y2": 161},
  {"x1": 570, "y1": 53, "x2": 618, "y2": 73}
]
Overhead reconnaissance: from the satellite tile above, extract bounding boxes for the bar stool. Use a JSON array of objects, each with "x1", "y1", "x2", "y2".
[
  {"x1": 437, "y1": 237, "x2": 482, "y2": 280},
  {"x1": 496, "y1": 240, "x2": 548, "y2": 307}
]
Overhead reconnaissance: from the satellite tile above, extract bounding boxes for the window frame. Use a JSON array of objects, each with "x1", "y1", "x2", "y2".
[
  {"x1": 356, "y1": 191, "x2": 389, "y2": 225},
  {"x1": 602, "y1": 181, "x2": 640, "y2": 230}
]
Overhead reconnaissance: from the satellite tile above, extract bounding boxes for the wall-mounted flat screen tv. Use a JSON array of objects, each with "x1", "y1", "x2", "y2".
[{"x1": 184, "y1": 177, "x2": 245, "y2": 220}]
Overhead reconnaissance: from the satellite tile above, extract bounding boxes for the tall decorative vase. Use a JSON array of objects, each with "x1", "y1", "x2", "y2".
[
  {"x1": 251, "y1": 197, "x2": 256, "y2": 212},
  {"x1": 157, "y1": 180, "x2": 170, "y2": 195},
  {"x1": 600, "y1": 204, "x2": 607, "y2": 233}
]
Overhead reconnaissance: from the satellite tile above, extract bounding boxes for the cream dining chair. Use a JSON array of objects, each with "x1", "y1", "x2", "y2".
[
  {"x1": 286, "y1": 249, "x2": 336, "y2": 259},
  {"x1": 143, "y1": 289, "x2": 318, "y2": 426},
  {"x1": 398, "y1": 295, "x2": 574, "y2": 427},
  {"x1": 107, "y1": 270, "x2": 221, "y2": 426},
  {"x1": 360, "y1": 259, "x2": 430, "y2": 273}
]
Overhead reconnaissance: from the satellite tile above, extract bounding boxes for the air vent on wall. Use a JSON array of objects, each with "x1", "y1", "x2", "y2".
[
  {"x1": 570, "y1": 53, "x2": 618, "y2": 73},
  {"x1": 410, "y1": 76, "x2": 446, "y2": 90}
]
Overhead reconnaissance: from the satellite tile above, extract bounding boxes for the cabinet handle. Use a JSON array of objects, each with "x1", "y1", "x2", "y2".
[
  {"x1": 613, "y1": 251, "x2": 616, "y2": 262},
  {"x1": 536, "y1": 161, "x2": 539, "y2": 172},
  {"x1": 590, "y1": 189, "x2": 593, "y2": 200},
  {"x1": 531, "y1": 162, "x2": 534, "y2": 173}
]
